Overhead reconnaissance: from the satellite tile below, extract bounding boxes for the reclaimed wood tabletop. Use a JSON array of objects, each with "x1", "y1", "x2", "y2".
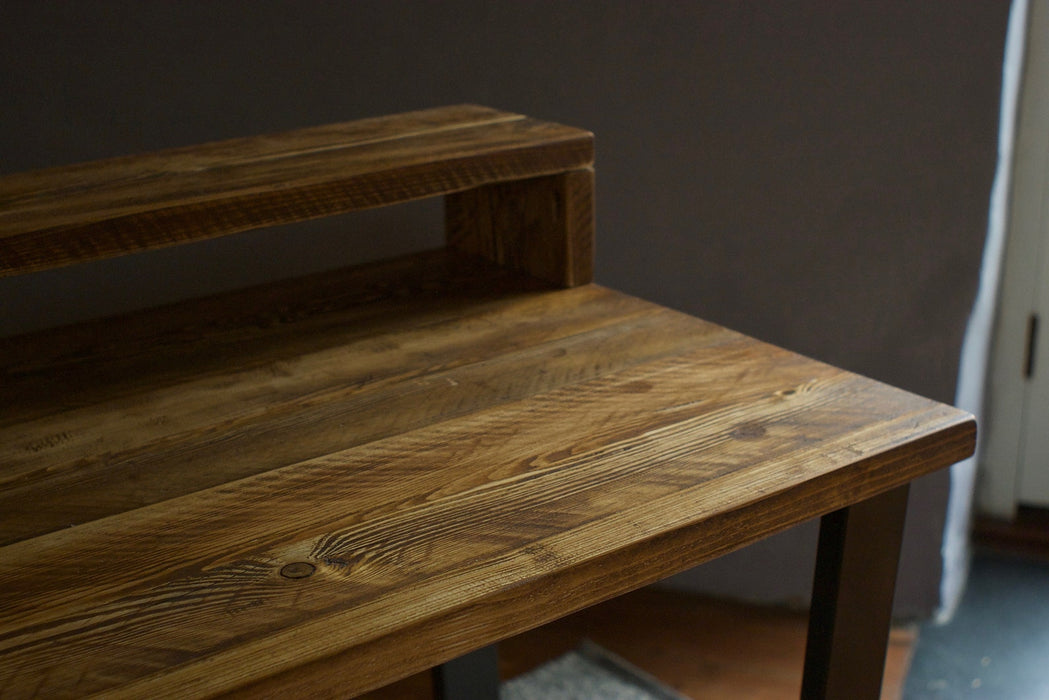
[{"x1": 0, "y1": 107, "x2": 974, "y2": 699}]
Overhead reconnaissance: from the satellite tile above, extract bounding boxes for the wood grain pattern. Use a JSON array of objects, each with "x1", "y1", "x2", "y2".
[
  {"x1": 446, "y1": 168, "x2": 594, "y2": 286},
  {"x1": 0, "y1": 107, "x2": 973, "y2": 699},
  {"x1": 0, "y1": 255, "x2": 708, "y2": 544},
  {"x1": 0, "y1": 105, "x2": 593, "y2": 276},
  {"x1": 0, "y1": 248, "x2": 974, "y2": 699}
]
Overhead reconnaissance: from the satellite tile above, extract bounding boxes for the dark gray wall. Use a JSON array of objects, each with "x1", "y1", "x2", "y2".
[{"x1": 0, "y1": 1, "x2": 1009, "y2": 616}]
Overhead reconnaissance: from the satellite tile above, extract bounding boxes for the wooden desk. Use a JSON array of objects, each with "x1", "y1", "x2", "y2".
[{"x1": 0, "y1": 106, "x2": 974, "y2": 699}]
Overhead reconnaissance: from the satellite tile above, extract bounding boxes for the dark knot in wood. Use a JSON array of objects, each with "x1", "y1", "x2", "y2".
[{"x1": 280, "y1": 562, "x2": 316, "y2": 579}]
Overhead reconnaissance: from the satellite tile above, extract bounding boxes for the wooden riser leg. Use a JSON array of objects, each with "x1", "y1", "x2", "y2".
[
  {"x1": 802, "y1": 484, "x2": 911, "y2": 700},
  {"x1": 446, "y1": 169, "x2": 594, "y2": 288}
]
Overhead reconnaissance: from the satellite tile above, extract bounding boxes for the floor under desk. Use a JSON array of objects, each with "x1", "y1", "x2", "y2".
[{"x1": 360, "y1": 586, "x2": 915, "y2": 700}]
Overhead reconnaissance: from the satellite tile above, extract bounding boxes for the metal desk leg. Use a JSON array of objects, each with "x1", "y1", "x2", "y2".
[
  {"x1": 801, "y1": 484, "x2": 910, "y2": 700},
  {"x1": 433, "y1": 644, "x2": 500, "y2": 700}
]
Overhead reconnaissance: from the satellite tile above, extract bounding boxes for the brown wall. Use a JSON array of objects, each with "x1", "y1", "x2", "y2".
[{"x1": 0, "y1": 1, "x2": 1010, "y2": 615}]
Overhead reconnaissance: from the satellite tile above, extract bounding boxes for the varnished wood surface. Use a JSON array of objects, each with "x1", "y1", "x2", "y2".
[
  {"x1": 0, "y1": 249, "x2": 974, "y2": 699},
  {"x1": 446, "y1": 168, "x2": 594, "y2": 286},
  {"x1": 0, "y1": 105, "x2": 593, "y2": 276}
]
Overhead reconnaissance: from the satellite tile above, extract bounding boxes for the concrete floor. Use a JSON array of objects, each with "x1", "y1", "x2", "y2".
[{"x1": 905, "y1": 549, "x2": 1049, "y2": 699}]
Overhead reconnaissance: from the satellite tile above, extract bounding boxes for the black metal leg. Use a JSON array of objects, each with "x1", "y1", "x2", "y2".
[
  {"x1": 801, "y1": 484, "x2": 910, "y2": 700},
  {"x1": 432, "y1": 644, "x2": 500, "y2": 700}
]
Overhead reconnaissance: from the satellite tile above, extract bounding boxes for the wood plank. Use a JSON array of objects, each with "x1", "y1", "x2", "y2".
[
  {"x1": 0, "y1": 106, "x2": 592, "y2": 276},
  {"x1": 3, "y1": 331, "x2": 808, "y2": 620},
  {"x1": 0, "y1": 316, "x2": 973, "y2": 697},
  {"x1": 0, "y1": 275, "x2": 722, "y2": 543},
  {"x1": 446, "y1": 168, "x2": 594, "y2": 286},
  {"x1": 0, "y1": 249, "x2": 537, "y2": 419},
  {"x1": 227, "y1": 411, "x2": 970, "y2": 700},
  {"x1": 0, "y1": 105, "x2": 513, "y2": 201}
]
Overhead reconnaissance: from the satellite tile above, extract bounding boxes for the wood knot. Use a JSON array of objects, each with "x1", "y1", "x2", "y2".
[
  {"x1": 280, "y1": 562, "x2": 316, "y2": 579},
  {"x1": 730, "y1": 422, "x2": 766, "y2": 440}
]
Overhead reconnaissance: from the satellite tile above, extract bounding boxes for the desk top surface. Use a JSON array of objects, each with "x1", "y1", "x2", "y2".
[{"x1": 0, "y1": 250, "x2": 974, "y2": 698}]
